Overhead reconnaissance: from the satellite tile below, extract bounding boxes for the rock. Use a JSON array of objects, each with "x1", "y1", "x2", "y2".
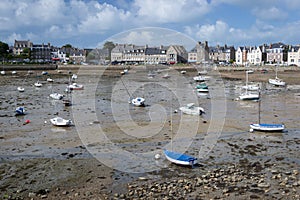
[
  {"x1": 258, "y1": 183, "x2": 270, "y2": 188},
  {"x1": 28, "y1": 192, "x2": 36, "y2": 198},
  {"x1": 41, "y1": 195, "x2": 47, "y2": 198}
]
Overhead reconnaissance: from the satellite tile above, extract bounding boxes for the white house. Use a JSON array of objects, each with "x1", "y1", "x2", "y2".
[
  {"x1": 247, "y1": 46, "x2": 265, "y2": 65},
  {"x1": 287, "y1": 46, "x2": 300, "y2": 66}
]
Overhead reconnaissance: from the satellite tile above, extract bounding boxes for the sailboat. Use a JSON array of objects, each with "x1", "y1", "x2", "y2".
[
  {"x1": 269, "y1": 65, "x2": 286, "y2": 86},
  {"x1": 120, "y1": 78, "x2": 145, "y2": 107},
  {"x1": 249, "y1": 91, "x2": 285, "y2": 132},
  {"x1": 242, "y1": 70, "x2": 259, "y2": 91},
  {"x1": 239, "y1": 71, "x2": 260, "y2": 100},
  {"x1": 164, "y1": 106, "x2": 197, "y2": 166}
]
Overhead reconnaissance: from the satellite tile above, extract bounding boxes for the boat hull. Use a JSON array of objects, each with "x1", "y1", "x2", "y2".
[
  {"x1": 164, "y1": 149, "x2": 197, "y2": 166},
  {"x1": 239, "y1": 93, "x2": 259, "y2": 100},
  {"x1": 250, "y1": 123, "x2": 285, "y2": 132},
  {"x1": 269, "y1": 78, "x2": 286, "y2": 86}
]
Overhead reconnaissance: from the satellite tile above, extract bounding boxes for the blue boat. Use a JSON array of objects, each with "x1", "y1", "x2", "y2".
[
  {"x1": 15, "y1": 107, "x2": 25, "y2": 115},
  {"x1": 250, "y1": 123, "x2": 284, "y2": 132},
  {"x1": 163, "y1": 149, "x2": 197, "y2": 166}
]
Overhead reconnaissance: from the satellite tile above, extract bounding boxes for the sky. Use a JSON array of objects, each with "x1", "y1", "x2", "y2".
[{"x1": 1, "y1": 0, "x2": 300, "y2": 50}]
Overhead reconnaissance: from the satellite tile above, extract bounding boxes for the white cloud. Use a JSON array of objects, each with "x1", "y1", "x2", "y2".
[
  {"x1": 252, "y1": 6, "x2": 287, "y2": 21},
  {"x1": 133, "y1": 0, "x2": 211, "y2": 24}
]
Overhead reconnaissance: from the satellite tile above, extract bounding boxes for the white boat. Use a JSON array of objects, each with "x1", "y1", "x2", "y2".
[
  {"x1": 269, "y1": 77, "x2": 285, "y2": 86},
  {"x1": 162, "y1": 73, "x2": 170, "y2": 79},
  {"x1": 47, "y1": 77, "x2": 53, "y2": 82},
  {"x1": 50, "y1": 117, "x2": 72, "y2": 127},
  {"x1": 34, "y1": 81, "x2": 42, "y2": 87},
  {"x1": 249, "y1": 91, "x2": 285, "y2": 132},
  {"x1": 71, "y1": 74, "x2": 77, "y2": 80},
  {"x1": 197, "y1": 88, "x2": 209, "y2": 93},
  {"x1": 239, "y1": 92, "x2": 260, "y2": 100},
  {"x1": 1, "y1": 71, "x2": 5, "y2": 75},
  {"x1": 11, "y1": 71, "x2": 17, "y2": 75},
  {"x1": 193, "y1": 75, "x2": 209, "y2": 82},
  {"x1": 15, "y1": 106, "x2": 25, "y2": 115},
  {"x1": 50, "y1": 93, "x2": 64, "y2": 100},
  {"x1": 179, "y1": 103, "x2": 205, "y2": 115},
  {"x1": 67, "y1": 83, "x2": 84, "y2": 90},
  {"x1": 131, "y1": 97, "x2": 145, "y2": 107},
  {"x1": 180, "y1": 70, "x2": 186, "y2": 74},
  {"x1": 269, "y1": 65, "x2": 285, "y2": 86},
  {"x1": 239, "y1": 71, "x2": 260, "y2": 100},
  {"x1": 198, "y1": 70, "x2": 207, "y2": 75},
  {"x1": 17, "y1": 86, "x2": 25, "y2": 92},
  {"x1": 41, "y1": 71, "x2": 48, "y2": 75},
  {"x1": 242, "y1": 84, "x2": 260, "y2": 91}
]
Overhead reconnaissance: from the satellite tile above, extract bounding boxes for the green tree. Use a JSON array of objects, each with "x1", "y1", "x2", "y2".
[
  {"x1": 0, "y1": 41, "x2": 9, "y2": 60},
  {"x1": 62, "y1": 44, "x2": 72, "y2": 48},
  {"x1": 103, "y1": 41, "x2": 115, "y2": 60}
]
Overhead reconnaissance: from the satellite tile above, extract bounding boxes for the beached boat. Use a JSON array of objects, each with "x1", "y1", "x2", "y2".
[
  {"x1": 50, "y1": 117, "x2": 72, "y2": 127},
  {"x1": 198, "y1": 70, "x2": 207, "y2": 75},
  {"x1": 1, "y1": 70, "x2": 5, "y2": 75},
  {"x1": 50, "y1": 93, "x2": 64, "y2": 100},
  {"x1": 17, "y1": 86, "x2": 25, "y2": 92},
  {"x1": 162, "y1": 73, "x2": 170, "y2": 79},
  {"x1": 193, "y1": 75, "x2": 209, "y2": 82},
  {"x1": 71, "y1": 74, "x2": 77, "y2": 80},
  {"x1": 34, "y1": 81, "x2": 42, "y2": 87},
  {"x1": 249, "y1": 91, "x2": 285, "y2": 132},
  {"x1": 15, "y1": 106, "x2": 25, "y2": 115},
  {"x1": 131, "y1": 97, "x2": 145, "y2": 107},
  {"x1": 47, "y1": 77, "x2": 53, "y2": 82},
  {"x1": 179, "y1": 103, "x2": 205, "y2": 115},
  {"x1": 239, "y1": 71, "x2": 260, "y2": 100},
  {"x1": 11, "y1": 71, "x2": 17, "y2": 75},
  {"x1": 41, "y1": 71, "x2": 48, "y2": 75},
  {"x1": 269, "y1": 65, "x2": 285, "y2": 86},
  {"x1": 163, "y1": 106, "x2": 198, "y2": 166},
  {"x1": 180, "y1": 70, "x2": 186, "y2": 74},
  {"x1": 196, "y1": 83, "x2": 209, "y2": 93},
  {"x1": 67, "y1": 83, "x2": 84, "y2": 90},
  {"x1": 164, "y1": 149, "x2": 198, "y2": 166}
]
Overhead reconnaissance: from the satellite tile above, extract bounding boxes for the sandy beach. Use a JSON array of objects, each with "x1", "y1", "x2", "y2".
[{"x1": 0, "y1": 65, "x2": 299, "y2": 199}]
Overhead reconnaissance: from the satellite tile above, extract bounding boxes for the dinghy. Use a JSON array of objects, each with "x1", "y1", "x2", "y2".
[
  {"x1": 179, "y1": 103, "x2": 205, "y2": 115},
  {"x1": 50, "y1": 117, "x2": 72, "y2": 127},
  {"x1": 15, "y1": 107, "x2": 25, "y2": 115}
]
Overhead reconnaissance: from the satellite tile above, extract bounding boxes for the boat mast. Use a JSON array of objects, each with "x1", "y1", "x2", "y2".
[
  {"x1": 258, "y1": 90, "x2": 261, "y2": 124},
  {"x1": 120, "y1": 78, "x2": 132, "y2": 99},
  {"x1": 170, "y1": 99, "x2": 173, "y2": 151}
]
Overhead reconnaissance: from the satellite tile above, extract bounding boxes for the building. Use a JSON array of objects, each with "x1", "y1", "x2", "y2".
[
  {"x1": 209, "y1": 44, "x2": 235, "y2": 63},
  {"x1": 266, "y1": 42, "x2": 287, "y2": 64},
  {"x1": 287, "y1": 46, "x2": 300, "y2": 66},
  {"x1": 144, "y1": 46, "x2": 168, "y2": 64},
  {"x1": 123, "y1": 45, "x2": 145, "y2": 64},
  {"x1": 30, "y1": 43, "x2": 53, "y2": 62},
  {"x1": 167, "y1": 45, "x2": 187, "y2": 64},
  {"x1": 188, "y1": 41, "x2": 209, "y2": 63},
  {"x1": 235, "y1": 46, "x2": 249, "y2": 65},
  {"x1": 13, "y1": 40, "x2": 33, "y2": 55},
  {"x1": 247, "y1": 45, "x2": 266, "y2": 65}
]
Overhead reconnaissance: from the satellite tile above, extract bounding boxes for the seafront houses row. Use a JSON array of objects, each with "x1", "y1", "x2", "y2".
[{"x1": 11, "y1": 39, "x2": 300, "y2": 66}]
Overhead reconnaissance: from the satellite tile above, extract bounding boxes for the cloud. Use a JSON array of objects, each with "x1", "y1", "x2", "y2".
[
  {"x1": 133, "y1": 0, "x2": 211, "y2": 24},
  {"x1": 252, "y1": 6, "x2": 287, "y2": 21}
]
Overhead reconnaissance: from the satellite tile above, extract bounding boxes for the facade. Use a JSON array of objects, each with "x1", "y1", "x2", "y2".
[
  {"x1": 287, "y1": 46, "x2": 300, "y2": 66},
  {"x1": 30, "y1": 43, "x2": 53, "y2": 62},
  {"x1": 188, "y1": 41, "x2": 209, "y2": 63},
  {"x1": 13, "y1": 40, "x2": 33, "y2": 55},
  {"x1": 123, "y1": 45, "x2": 145, "y2": 64},
  {"x1": 144, "y1": 46, "x2": 168, "y2": 64},
  {"x1": 266, "y1": 43, "x2": 287, "y2": 64},
  {"x1": 209, "y1": 44, "x2": 235, "y2": 63},
  {"x1": 167, "y1": 45, "x2": 187, "y2": 64},
  {"x1": 247, "y1": 45, "x2": 266, "y2": 65}
]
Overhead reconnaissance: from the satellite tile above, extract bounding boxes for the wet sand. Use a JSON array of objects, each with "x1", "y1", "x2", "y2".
[{"x1": 0, "y1": 66, "x2": 299, "y2": 199}]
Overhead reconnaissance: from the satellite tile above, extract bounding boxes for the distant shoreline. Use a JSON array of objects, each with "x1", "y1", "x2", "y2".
[{"x1": 0, "y1": 64, "x2": 299, "y2": 72}]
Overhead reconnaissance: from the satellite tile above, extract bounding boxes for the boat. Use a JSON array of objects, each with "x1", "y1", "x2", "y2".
[
  {"x1": 34, "y1": 81, "x2": 42, "y2": 87},
  {"x1": 180, "y1": 70, "x2": 186, "y2": 74},
  {"x1": 164, "y1": 149, "x2": 198, "y2": 166},
  {"x1": 198, "y1": 70, "x2": 207, "y2": 75},
  {"x1": 242, "y1": 84, "x2": 260, "y2": 91},
  {"x1": 121, "y1": 78, "x2": 146, "y2": 107},
  {"x1": 193, "y1": 75, "x2": 209, "y2": 82},
  {"x1": 1, "y1": 70, "x2": 5, "y2": 75},
  {"x1": 62, "y1": 99, "x2": 72, "y2": 106},
  {"x1": 11, "y1": 71, "x2": 17, "y2": 75},
  {"x1": 179, "y1": 103, "x2": 205, "y2": 115},
  {"x1": 196, "y1": 83, "x2": 209, "y2": 93},
  {"x1": 50, "y1": 117, "x2": 72, "y2": 127},
  {"x1": 269, "y1": 65, "x2": 285, "y2": 86},
  {"x1": 71, "y1": 74, "x2": 77, "y2": 80},
  {"x1": 17, "y1": 86, "x2": 25, "y2": 92},
  {"x1": 50, "y1": 93, "x2": 64, "y2": 100},
  {"x1": 162, "y1": 73, "x2": 170, "y2": 79},
  {"x1": 67, "y1": 83, "x2": 84, "y2": 90},
  {"x1": 47, "y1": 77, "x2": 53, "y2": 82},
  {"x1": 131, "y1": 97, "x2": 145, "y2": 107},
  {"x1": 239, "y1": 71, "x2": 260, "y2": 100},
  {"x1": 249, "y1": 91, "x2": 285, "y2": 132},
  {"x1": 147, "y1": 71, "x2": 156, "y2": 78},
  {"x1": 41, "y1": 71, "x2": 48, "y2": 75},
  {"x1": 15, "y1": 106, "x2": 25, "y2": 115},
  {"x1": 120, "y1": 69, "x2": 128, "y2": 75},
  {"x1": 163, "y1": 106, "x2": 197, "y2": 166}
]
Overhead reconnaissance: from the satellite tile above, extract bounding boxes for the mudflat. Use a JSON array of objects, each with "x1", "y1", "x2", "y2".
[{"x1": 0, "y1": 65, "x2": 299, "y2": 199}]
